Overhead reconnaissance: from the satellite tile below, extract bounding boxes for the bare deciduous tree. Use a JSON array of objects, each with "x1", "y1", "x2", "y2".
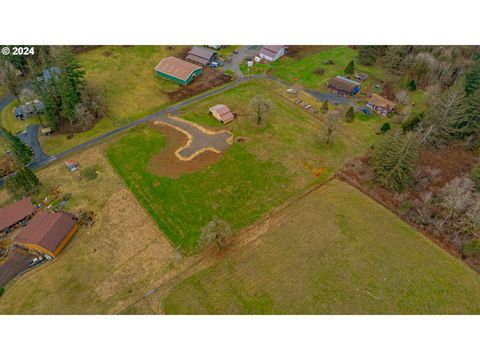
[
  {"x1": 200, "y1": 218, "x2": 233, "y2": 251},
  {"x1": 250, "y1": 96, "x2": 273, "y2": 126},
  {"x1": 322, "y1": 111, "x2": 340, "y2": 144},
  {"x1": 0, "y1": 59, "x2": 22, "y2": 102}
]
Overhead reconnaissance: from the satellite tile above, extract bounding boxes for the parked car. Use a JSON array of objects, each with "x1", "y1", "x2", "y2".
[
  {"x1": 362, "y1": 107, "x2": 372, "y2": 115},
  {"x1": 28, "y1": 256, "x2": 44, "y2": 267},
  {"x1": 44, "y1": 254, "x2": 52, "y2": 261},
  {"x1": 209, "y1": 62, "x2": 219, "y2": 68},
  {"x1": 233, "y1": 50, "x2": 238, "y2": 54}
]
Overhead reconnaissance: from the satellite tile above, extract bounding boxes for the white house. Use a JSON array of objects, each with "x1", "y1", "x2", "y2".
[{"x1": 259, "y1": 45, "x2": 286, "y2": 62}]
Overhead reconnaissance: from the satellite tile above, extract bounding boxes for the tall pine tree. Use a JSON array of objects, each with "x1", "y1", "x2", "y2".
[{"x1": 371, "y1": 130, "x2": 419, "y2": 192}]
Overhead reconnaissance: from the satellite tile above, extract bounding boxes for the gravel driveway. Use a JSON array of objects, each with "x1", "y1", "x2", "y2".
[{"x1": 155, "y1": 116, "x2": 232, "y2": 160}]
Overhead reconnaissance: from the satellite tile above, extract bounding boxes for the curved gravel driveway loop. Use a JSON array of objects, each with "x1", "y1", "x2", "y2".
[{"x1": 154, "y1": 116, "x2": 233, "y2": 161}]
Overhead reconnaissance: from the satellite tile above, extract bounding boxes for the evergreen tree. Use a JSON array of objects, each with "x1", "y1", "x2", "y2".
[
  {"x1": 344, "y1": 60, "x2": 355, "y2": 74},
  {"x1": 0, "y1": 127, "x2": 33, "y2": 165},
  {"x1": 358, "y1": 46, "x2": 378, "y2": 65},
  {"x1": 465, "y1": 59, "x2": 480, "y2": 95},
  {"x1": 408, "y1": 79, "x2": 417, "y2": 91},
  {"x1": 5, "y1": 167, "x2": 40, "y2": 198},
  {"x1": 371, "y1": 130, "x2": 419, "y2": 192},
  {"x1": 464, "y1": 90, "x2": 480, "y2": 147},
  {"x1": 0, "y1": 59, "x2": 22, "y2": 102},
  {"x1": 424, "y1": 84, "x2": 468, "y2": 145}
]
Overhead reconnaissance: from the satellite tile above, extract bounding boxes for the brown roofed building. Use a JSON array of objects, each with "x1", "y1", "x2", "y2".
[
  {"x1": 367, "y1": 94, "x2": 398, "y2": 116},
  {"x1": 154, "y1": 57, "x2": 203, "y2": 85},
  {"x1": 186, "y1": 46, "x2": 217, "y2": 66},
  {"x1": 327, "y1": 76, "x2": 360, "y2": 96},
  {"x1": 0, "y1": 197, "x2": 36, "y2": 234},
  {"x1": 14, "y1": 211, "x2": 78, "y2": 257},
  {"x1": 209, "y1": 104, "x2": 235, "y2": 124}
]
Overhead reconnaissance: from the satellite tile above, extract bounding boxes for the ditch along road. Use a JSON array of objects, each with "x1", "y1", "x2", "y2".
[{"x1": 0, "y1": 66, "x2": 358, "y2": 181}]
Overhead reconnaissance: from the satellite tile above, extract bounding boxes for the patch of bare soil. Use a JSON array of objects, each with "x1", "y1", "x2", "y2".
[
  {"x1": 165, "y1": 68, "x2": 233, "y2": 102},
  {"x1": 147, "y1": 123, "x2": 223, "y2": 179},
  {"x1": 337, "y1": 146, "x2": 479, "y2": 270}
]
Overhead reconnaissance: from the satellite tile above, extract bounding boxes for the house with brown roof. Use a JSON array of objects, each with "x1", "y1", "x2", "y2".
[
  {"x1": 209, "y1": 104, "x2": 235, "y2": 124},
  {"x1": 367, "y1": 94, "x2": 398, "y2": 116},
  {"x1": 14, "y1": 211, "x2": 78, "y2": 257},
  {"x1": 327, "y1": 76, "x2": 360, "y2": 96},
  {"x1": 155, "y1": 57, "x2": 203, "y2": 85},
  {"x1": 186, "y1": 46, "x2": 217, "y2": 66},
  {"x1": 259, "y1": 46, "x2": 286, "y2": 62},
  {"x1": 0, "y1": 197, "x2": 36, "y2": 235}
]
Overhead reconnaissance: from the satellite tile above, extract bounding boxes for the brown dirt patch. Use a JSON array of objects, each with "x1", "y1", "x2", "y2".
[
  {"x1": 147, "y1": 123, "x2": 223, "y2": 179},
  {"x1": 165, "y1": 68, "x2": 233, "y2": 102},
  {"x1": 286, "y1": 46, "x2": 334, "y2": 59}
]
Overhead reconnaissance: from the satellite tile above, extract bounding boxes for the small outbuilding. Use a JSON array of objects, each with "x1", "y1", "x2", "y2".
[
  {"x1": 0, "y1": 197, "x2": 36, "y2": 235},
  {"x1": 366, "y1": 94, "x2": 398, "y2": 116},
  {"x1": 64, "y1": 160, "x2": 79, "y2": 172},
  {"x1": 209, "y1": 104, "x2": 235, "y2": 124},
  {"x1": 14, "y1": 211, "x2": 78, "y2": 257},
  {"x1": 327, "y1": 76, "x2": 360, "y2": 96},
  {"x1": 155, "y1": 57, "x2": 203, "y2": 85},
  {"x1": 186, "y1": 46, "x2": 217, "y2": 66},
  {"x1": 259, "y1": 46, "x2": 286, "y2": 62}
]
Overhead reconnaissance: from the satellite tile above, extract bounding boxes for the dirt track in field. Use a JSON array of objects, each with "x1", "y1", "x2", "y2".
[{"x1": 147, "y1": 123, "x2": 224, "y2": 179}]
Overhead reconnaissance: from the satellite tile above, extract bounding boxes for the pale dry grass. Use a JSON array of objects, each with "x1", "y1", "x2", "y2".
[{"x1": 0, "y1": 143, "x2": 175, "y2": 314}]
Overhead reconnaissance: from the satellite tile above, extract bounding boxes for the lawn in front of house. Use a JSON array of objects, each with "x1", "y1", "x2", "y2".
[
  {"x1": 107, "y1": 79, "x2": 386, "y2": 251},
  {"x1": 0, "y1": 100, "x2": 41, "y2": 135},
  {"x1": 162, "y1": 179, "x2": 480, "y2": 314}
]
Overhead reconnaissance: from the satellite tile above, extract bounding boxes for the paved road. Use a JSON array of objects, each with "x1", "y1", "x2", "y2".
[
  {"x1": 0, "y1": 71, "x2": 361, "y2": 177},
  {"x1": 16, "y1": 124, "x2": 51, "y2": 167},
  {"x1": 223, "y1": 45, "x2": 259, "y2": 78}
]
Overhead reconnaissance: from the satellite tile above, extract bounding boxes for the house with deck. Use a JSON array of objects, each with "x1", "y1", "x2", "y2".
[{"x1": 366, "y1": 94, "x2": 398, "y2": 116}]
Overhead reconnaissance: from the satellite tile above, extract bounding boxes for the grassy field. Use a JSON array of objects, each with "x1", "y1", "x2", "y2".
[
  {"x1": 0, "y1": 144, "x2": 176, "y2": 314},
  {"x1": 161, "y1": 179, "x2": 480, "y2": 314},
  {"x1": 107, "y1": 79, "x2": 385, "y2": 252},
  {"x1": 21, "y1": 46, "x2": 190, "y2": 155}
]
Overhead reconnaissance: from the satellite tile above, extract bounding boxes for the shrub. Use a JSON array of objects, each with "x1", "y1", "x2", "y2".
[
  {"x1": 344, "y1": 60, "x2": 355, "y2": 74},
  {"x1": 402, "y1": 112, "x2": 425, "y2": 133},
  {"x1": 470, "y1": 162, "x2": 480, "y2": 191},
  {"x1": 345, "y1": 107, "x2": 354, "y2": 122},
  {"x1": 0, "y1": 287, "x2": 4, "y2": 297},
  {"x1": 380, "y1": 122, "x2": 391, "y2": 133},
  {"x1": 463, "y1": 239, "x2": 480, "y2": 257},
  {"x1": 408, "y1": 79, "x2": 417, "y2": 91},
  {"x1": 81, "y1": 166, "x2": 98, "y2": 181}
]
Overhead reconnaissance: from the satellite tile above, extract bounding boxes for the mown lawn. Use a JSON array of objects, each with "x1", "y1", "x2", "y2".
[
  {"x1": 162, "y1": 179, "x2": 480, "y2": 314},
  {"x1": 0, "y1": 100, "x2": 39, "y2": 134},
  {"x1": 106, "y1": 80, "x2": 385, "y2": 251}
]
